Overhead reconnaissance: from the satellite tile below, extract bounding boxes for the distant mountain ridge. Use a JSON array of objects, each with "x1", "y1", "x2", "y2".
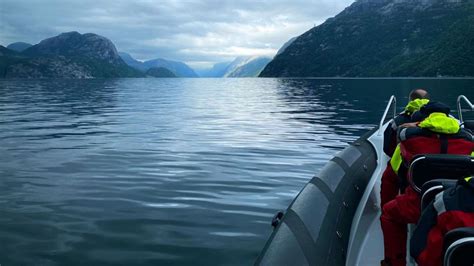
[
  {"x1": 118, "y1": 52, "x2": 146, "y2": 71},
  {"x1": 261, "y1": 0, "x2": 474, "y2": 77},
  {"x1": 0, "y1": 45, "x2": 20, "y2": 57},
  {"x1": 198, "y1": 56, "x2": 271, "y2": 78},
  {"x1": 143, "y1": 58, "x2": 198, "y2": 77},
  {"x1": 7, "y1": 42, "x2": 33, "y2": 52},
  {"x1": 146, "y1": 67, "x2": 177, "y2": 77},
  {"x1": 224, "y1": 56, "x2": 272, "y2": 77},
  {"x1": 1, "y1": 32, "x2": 142, "y2": 78},
  {"x1": 2, "y1": 32, "x2": 272, "y2": 79},
  {"x1": 118, "y1": 52, "x2": 197, "y2": 77},
  {"x1": 197, "y1": 61, "x2": 232, "y2": 77}
]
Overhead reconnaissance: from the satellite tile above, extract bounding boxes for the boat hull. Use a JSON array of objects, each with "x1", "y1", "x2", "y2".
[{"x1": 255, "y1": 128, "x2": 378, "y2": 266}]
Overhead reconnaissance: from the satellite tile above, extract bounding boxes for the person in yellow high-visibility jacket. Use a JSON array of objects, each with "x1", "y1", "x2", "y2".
[{"x1": 380, "y1": 102, "x2": 474, "y2": 266}]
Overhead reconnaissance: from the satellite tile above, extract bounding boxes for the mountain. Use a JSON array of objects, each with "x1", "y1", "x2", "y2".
[
  {"x1": 0, "y1": 46, "x2": 22, "y2": 77},
  {"x1": 1, "y1": 32, "x2": 143, "y2": 78},
  {"x1": 275, "y1": 37, "x2": 297, "y2": 56},
  {"x1": 260, "y1": 0, "x2": 474, "y2": 77},
  {"x1": 196, "y1": 61, "x2": 232, "y2": 77},
  {"x1": 224, "y1": 56, "x2": 272, "y2": 77},
  {"x1": 7, "y1": 42, "x2": 33, "y2": 52},
  {"x1": 146, "y1": 67, "x2": 177, "y2": 77},
  {"x1": 4, "y1": 57, "x2": 97, "y2": 78},
  {"x1": 0, "y1": 45, "x2": 20, "y2": 57},
  {"x1": 143, "y1": 58, "x2": 198, "y2": 77},
  {"x1": 118, "y1": 52, "x2": 147, "y2": 72},
  {"x1": 197, "y1": 56, "x2": 271, "y2": 78},
  {"x1": 119, "y1": 52, "x2": 198, "y2": 77},
  {"x1": 23, "y1": 31, "x2": 123, "y2": 65}
]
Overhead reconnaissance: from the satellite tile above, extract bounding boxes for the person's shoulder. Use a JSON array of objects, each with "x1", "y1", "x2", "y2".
[
  {"x1": 398, "y1": 126, "x2": 427, "y2": 141},
  {"x1": 394, "y1": 112, "x2": 411, "y2": 126}
]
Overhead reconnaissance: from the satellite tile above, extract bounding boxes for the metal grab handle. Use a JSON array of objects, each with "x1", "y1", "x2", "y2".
[
  {"x1": 377, "y1": 95, "x2": 397, "y2": 136},
  {"x1": 457, "y1": 95, "x2": 474, "y2": 123}
]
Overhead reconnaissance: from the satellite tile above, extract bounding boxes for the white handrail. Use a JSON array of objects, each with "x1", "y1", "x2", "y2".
[
  {"x1": 377, "y1": 95, "x2": 397, "y2": 136},
  {"x1": 457, "y1": 95, "x2": 474, "y2": 123}
]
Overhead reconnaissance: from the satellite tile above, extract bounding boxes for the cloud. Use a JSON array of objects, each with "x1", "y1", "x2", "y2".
[{"x1": 0, "y1": 0, "x2": 354, "y2": 68}]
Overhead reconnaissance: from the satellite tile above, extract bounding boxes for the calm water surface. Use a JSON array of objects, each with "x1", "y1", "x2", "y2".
[{"x1": 0, "y1": 78, "x2": 473, "y2": 266}]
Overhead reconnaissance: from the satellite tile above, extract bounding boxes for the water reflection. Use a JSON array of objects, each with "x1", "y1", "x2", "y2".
[
  {"x1": 275, "y1": 78, "x2": 474, "y2": 136},
  {"x1": 0, "y1": 78, "x2": 472, "y2": 266}
]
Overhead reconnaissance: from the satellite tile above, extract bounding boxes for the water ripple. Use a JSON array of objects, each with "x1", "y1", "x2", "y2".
[{"x1": 1, "y1": 78, "x2": 471, "y2": 265}]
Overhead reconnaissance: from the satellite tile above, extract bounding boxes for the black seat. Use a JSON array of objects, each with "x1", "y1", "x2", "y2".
[
  {"x1": 463, "y1": 120, "x2": 474, "y2": 131},
  {"x1": 443, "y1": 227, "x2": 474, "y2": 266},
  {"x1": 420, "y1": 179, "x2": 457, "y2": 211},
  {"x1": 408, "y1": 154, "x2": 474, "y2": 193}
]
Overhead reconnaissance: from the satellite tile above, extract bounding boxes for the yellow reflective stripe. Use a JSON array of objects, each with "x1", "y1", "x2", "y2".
[
  {"x1": 418, "y1": 112, "x2": 460, "y2": 134},
  {"x1": 467, "y1": 155, "x2": 473, "y2": 182},
  {"x1": 390, "y1": 145, "x2": 402, "y2": 174},
  {"x1": 404, "y1": 99, "x2": 430, "y2": 114}
]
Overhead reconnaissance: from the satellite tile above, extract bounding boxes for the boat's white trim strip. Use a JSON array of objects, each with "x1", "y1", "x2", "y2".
[
  {"x1": 346, "y1": 124, "x2": 389, "y2": 265},
  {"x1": 377, "y1": 96, "x2": 397, "y2": 136},
  {"x1": 347, "y1": 96, "x2": 397, "y2": 265}
]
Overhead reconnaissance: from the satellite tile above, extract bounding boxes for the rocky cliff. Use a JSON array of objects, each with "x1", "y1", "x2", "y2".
[
  {"x1": 1, "y1": 32, "x2": 143, "y2": 78},
  {"x1": 23, "y1": 31, "x2": 123, "y2": 65}
]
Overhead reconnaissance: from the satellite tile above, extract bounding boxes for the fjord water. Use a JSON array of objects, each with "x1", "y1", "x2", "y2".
[{"x1": 0, "y1": 78, "x2": 472, "y2": 266}]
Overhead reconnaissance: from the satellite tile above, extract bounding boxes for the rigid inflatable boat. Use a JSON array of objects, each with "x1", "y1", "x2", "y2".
[{"x1": 255, "y1": 95, "x2": 474, "y2": 266}]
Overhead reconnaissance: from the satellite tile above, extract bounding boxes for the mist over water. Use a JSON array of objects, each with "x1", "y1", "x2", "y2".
[{"x1": 0, "y1": 78, "x2": 472, "y2": 265}]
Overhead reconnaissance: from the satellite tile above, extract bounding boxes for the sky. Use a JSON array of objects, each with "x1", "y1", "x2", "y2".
[{"x1": 0, "y1": 0, "x2": 354, "y2": 69}]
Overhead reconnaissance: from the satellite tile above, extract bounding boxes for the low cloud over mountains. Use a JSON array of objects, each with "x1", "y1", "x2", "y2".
[{"x1": 0, "y1": 0, "x2": 353, "y2": 68}]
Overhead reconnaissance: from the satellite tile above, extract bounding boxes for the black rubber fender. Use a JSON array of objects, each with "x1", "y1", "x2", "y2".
[{"x1": 255, "y1": 128, "x2": 378, "y2": 266}]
